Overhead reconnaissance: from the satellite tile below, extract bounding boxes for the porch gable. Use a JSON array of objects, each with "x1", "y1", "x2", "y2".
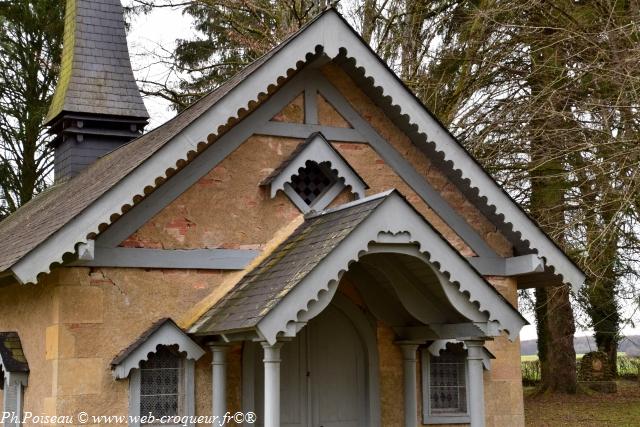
[{"x1": 189, "y1": 190, "x2": 527, "y2": 343}]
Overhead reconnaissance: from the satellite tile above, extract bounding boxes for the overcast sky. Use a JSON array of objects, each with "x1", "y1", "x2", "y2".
[
  {"x1": 126, "y1": 1, "x2": 192, "y2": 128},
  {"x1": 123, "y1": 3, "x2": 640, "y2": 343}
]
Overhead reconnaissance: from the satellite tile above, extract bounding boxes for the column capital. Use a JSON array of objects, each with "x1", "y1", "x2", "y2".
[
  {"x1": 396, "y1": 341, "x2": 421, "y2": 361},
  {"x1": 261, "y1": 340, "x2": 287, "y2": 363},
  {"x1": 260, "y1": 340, "x2": 287, "y2": 349},
  {"x1": 463, "y1": 339, "x2": 486, "y2": 360},
  {"x1": 209, "y1": 343, "x2": 228, "y2": 365}
]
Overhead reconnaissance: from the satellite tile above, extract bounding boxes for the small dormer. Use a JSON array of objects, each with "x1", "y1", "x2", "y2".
[
  {"x1": 45, "y1": 0, "x2": 149, "y2": 182},
  {"x1": 261, "y1": 132, "x2": 368, "y2": 212}
]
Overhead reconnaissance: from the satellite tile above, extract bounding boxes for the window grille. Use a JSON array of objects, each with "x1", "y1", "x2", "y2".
[
  {"x1": 429, "y1": 352, "x2": 467, "y2": 414},
  {"x1": 422, "y1": 345, "x2": 470, "y2": 424},
  {"x1": 139, "y1": 346, "x2": 184, "y2": 421},
  {"x1": 290, "y1": 161, "x2": 338, "y2": 206}
]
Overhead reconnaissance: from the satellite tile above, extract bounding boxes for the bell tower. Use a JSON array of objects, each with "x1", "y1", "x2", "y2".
[{"x1": 46, "y1": 0, "x2": 149, "y2": 182}]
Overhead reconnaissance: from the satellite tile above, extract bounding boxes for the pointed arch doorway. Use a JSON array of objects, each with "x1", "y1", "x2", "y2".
[{"x1": 243, "y1": 295, "x2": 379, "y2": 427}]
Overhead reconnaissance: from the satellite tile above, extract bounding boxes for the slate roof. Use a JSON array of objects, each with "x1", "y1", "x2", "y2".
[
  {"x1": 0, "y1": 7, "x2": 583, "y2": 291},
  {"x1": 46, "y1": 0, "x2": 149, "y2": 122},
  {"x1": 191, "y1": 192, "x2": 389, "y2": 334},
  {"x1": 0, "y1": 12, "x2": 321, "y2": 274},
  {"x1": 0, "y1": 332, "x2": 29, "y2": 373},
  {"x1": 110, "y1": 317, "x2": 172, "y2": 366}
]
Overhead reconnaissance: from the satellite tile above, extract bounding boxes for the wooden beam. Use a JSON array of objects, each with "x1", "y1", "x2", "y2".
[
  {"x1": 315, "y1": 76, "x2": 498, "y2": 258},
  {"x1": 467, "y1": 254, "x2": 545, "y2": 276},
  {"x1": 257, "y1": 121, "x2": 366, "y2": 142},
  {"x1": 71, "y1": 247, "x2": 259, "y2": 270}
]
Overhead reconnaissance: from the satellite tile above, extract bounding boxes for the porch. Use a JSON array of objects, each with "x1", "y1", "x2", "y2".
[{"x1": 188, "y1": 191, "x2": 526, "y2": 427}]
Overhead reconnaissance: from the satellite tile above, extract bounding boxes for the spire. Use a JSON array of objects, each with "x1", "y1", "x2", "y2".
[{"x1": 47, "y1": 0, "x2": 149, "y2": 182}]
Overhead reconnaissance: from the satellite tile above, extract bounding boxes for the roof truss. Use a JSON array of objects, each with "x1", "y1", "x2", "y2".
[{"x1": 67, "y1": 64, "x2": 545, "y2": 284}]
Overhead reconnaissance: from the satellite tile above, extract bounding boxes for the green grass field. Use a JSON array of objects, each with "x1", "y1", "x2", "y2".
[
  {"x1": 524, "y1": 380, "x2": 640, "y2": 426},
  {"x1": 521, "y1": 353, "x2": 629, "y2": 362},
  {"x1": 521, "y1": 355, "x2": 539, "y2": 361},
  {"x1": 521, "y1": 354, "x2": 640, "y2": 425}
]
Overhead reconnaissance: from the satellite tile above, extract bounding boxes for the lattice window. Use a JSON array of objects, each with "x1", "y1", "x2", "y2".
[
  {"x1": 422, "y1": 345, "x2": 470, "y2": 424},
  {"x1": 429, "y1": 352, "x2": 467, "y2": 414},
  {"x1": 290, "y1": 160, "x2": 338, "y2": 206},
  {"x1": 138, "y1": 346, "x2": 185, "y2": 421}
]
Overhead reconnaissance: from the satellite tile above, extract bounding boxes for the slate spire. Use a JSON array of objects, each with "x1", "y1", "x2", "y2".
[{"x1": 46, "y1": 0, "x2": 149, "y2": 182}]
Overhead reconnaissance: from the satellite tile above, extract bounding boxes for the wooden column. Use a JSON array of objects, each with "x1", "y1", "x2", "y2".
[
  {"x1": 262, "y1": 341, "x2": 285, "y2": 427},
  {"x1": 210, "y1": 344, "x2": 228, "y2": 426},
  {"x1": 465, "y1": 340, "x2": 486, "y2": 427},
  {"x1": 399, "y1": 342, "x2": 420, "y2": 427}
]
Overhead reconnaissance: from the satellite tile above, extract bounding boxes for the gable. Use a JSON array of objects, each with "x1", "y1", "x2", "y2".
[
  {"x1": 0, "y1": 9, "x2": 583, "y2": 290},
  {"x1": 101, "y1": 67, "x2": 508, "y2": 262}
]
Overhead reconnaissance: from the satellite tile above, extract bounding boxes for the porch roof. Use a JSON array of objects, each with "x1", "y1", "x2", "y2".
[
  {"x1": 189, "y1": 190, "x2": 527, "y2": 342},
  {"x1": 110, "y1": 318, "x2": 204, "y2": 379},
  {"x1": 192, "y1": 193, "x2": 387, "y2": 335}
]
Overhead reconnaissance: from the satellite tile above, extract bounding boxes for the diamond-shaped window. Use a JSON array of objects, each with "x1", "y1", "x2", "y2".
[
  {"x1": 291, "y1": 161, "x2": 338, "y2": 206},
  {"x1": 261, "y1": 132, "x2": 368, "y2": 213}
]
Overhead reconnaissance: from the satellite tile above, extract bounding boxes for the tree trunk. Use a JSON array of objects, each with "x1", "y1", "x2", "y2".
[
  {"x1": 526, "y1": 5, "x2": 578, "y2": 392},
  {"x1": 531, "y1": 170, "x2": 577, "y2": 393},
  {"x1": 529, "y1": 153, "x2": 577, "y2": 393},
  {"x1": 586, "y1": 232, "x2": 620, "y2": 375},
  {"x1": 529, "y1": 151, "x2": 577, "y2": 393},
  {"x1": 541, "y1": 286, "x2": 577, "y2": 392}
]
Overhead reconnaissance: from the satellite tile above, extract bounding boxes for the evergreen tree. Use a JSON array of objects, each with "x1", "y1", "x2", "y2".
[
  {"x1": 0, "y1": 0, "x2": 64, "y2": 218},
  {"x1": 142, "y1": 0, "x2": 329, "y2": 111}
]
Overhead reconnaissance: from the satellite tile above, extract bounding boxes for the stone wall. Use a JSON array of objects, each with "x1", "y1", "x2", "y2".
[
  {"x1": 0, "y1": 275, "x2": 56, "y2": 419},
  {"x1": 0, "y1": 267, "x2": 233, "y2": 424}
]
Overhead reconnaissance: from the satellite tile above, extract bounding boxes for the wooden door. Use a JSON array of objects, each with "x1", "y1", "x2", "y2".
[
  {"x1": 250, "y1": 303, "x2": 368, "y2": 427},
  {"x1": 308, "y1": 305, "x2": 367, "y2": 427}
]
